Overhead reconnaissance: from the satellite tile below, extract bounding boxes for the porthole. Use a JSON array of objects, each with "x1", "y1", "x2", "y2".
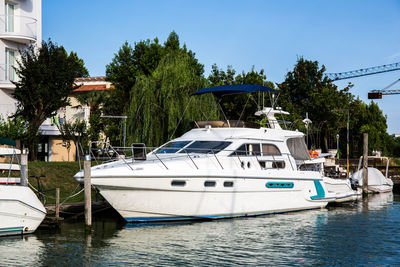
[
  {"x1": 247, "y1": 162, "x2": 251, "y2": 168},
  {"x1": 224, "y1": 181, "x2": 234, "y2": 187},
  {"x1": 204, "y1": 181, "x2": 216, "y2": 187},
  {"x1": 171, "y1": 180, "x2": 186, "y2": 186}
]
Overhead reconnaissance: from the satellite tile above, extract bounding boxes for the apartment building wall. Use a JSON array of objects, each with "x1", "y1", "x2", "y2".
[{"x1": 0, "y1": 0, "x2": 41, "y2": 120}]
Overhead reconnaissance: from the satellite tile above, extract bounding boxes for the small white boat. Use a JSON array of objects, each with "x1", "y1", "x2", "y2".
[
  {"x1": 0, "y1": 145, "x2": 46, "y2": 236},
  {"x1": 75, "y1": 85, "x2": 336, "y2": 222},
  {"x1": 351, "y1": 156, "x2": 393, "y2": 193}
]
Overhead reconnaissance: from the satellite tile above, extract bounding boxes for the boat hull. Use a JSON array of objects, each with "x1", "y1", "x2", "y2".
[
  {"x1": 93, "y1": 176, "x2": 332, "y2": 222},
  {"x1": 0, "y1": 185, "x2": 46, "y2": 236}
]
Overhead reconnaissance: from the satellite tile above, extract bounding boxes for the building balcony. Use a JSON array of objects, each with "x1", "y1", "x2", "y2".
[
  {"x1": 0, "y1": 15, "x2": 37, "y2": 44},
  {"x1": 0, "y1": 64, "x2": 17, "y2": 89}
]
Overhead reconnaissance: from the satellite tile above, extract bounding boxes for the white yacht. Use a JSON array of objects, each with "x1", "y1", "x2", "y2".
[
  {"x1": 75, "y1": 85, "x2": 336, "y2": 222},
  {"x1": 0, "y1": 144, "x2": 46, "y2": 236}
]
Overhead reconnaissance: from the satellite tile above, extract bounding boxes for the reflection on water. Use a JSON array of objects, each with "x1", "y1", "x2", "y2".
[{"x1": 1, "y1": 193, "x2": 399, "y2": 266}]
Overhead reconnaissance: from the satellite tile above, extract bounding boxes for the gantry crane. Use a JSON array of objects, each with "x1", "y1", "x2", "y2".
[{"x1": 325, "y1": 62, "x2": 400, "y2": 99}]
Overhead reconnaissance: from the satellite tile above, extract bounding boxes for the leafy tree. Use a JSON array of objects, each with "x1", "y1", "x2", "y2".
[
  {"x1": 0, "y1": 117, "x2": 27, "y2": 141},
  {"x1": 127, "y1": 40, "x2": 214, "y2": 147},
  {"x1": 207, "y1": 65, "x2": 275, "y2": 122},
  {"x1": 105, "y1": 31, "x2": 207, "y2": 146},
  {"x1": 57, "y1": 119, "x2": 89, "y2": 158},
  {"x1": 277, "y1": 58, "x2": 352, "y2": 152},
  {"x1": 12, "y1": 39, "x2": 88, "y2": 160}
]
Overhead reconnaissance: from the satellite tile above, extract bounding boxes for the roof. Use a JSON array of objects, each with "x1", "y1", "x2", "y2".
[
  {"x1": 73, "y1": 76, "x2": 114, "y2": 92},
  {"x1": 192, "y1": 84, "x2": 277, "y2": 97},
  {"x1": 74, "y1": 84, "x2": 113, "y2": 92},
  {"x1": 75, "y1": 76, "x2": 106, "y2": 82}
]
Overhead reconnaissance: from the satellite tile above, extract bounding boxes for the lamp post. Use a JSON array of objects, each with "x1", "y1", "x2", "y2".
[
  {"x1": 332, "y1": 109, "x2": 349, "y2": 178},
  {"x1": 336, "y1": 133, "x2": 339, "y2": 159},
  {"x1": 100, "y1": 115, "x2": 128, "y2": 147}
]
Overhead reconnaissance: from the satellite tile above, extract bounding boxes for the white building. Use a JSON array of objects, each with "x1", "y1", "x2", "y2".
[{"x1": 0, "y1": 0, "x2": 41, "y2": 120}]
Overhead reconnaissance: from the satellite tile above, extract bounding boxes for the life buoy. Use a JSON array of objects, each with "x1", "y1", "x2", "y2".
[{"x1": 309, "y1": 150, "x2": 319, "y2": 158}]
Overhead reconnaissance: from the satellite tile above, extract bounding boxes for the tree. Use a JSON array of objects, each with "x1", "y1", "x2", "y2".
[
  {"x1": 127, "y1": 39, "x2": 214, "y2": 147},
  {"x1": 0, "y1": 117, "x2": 27, "y2": 141},
  {"x1": 207, "y1": 64, "x2": 275, "y2": 122},
  {"x1": 57, "y1": 119, "x2": 89, "y2": 159},
  {"x1": 105, "y1": 31, "x2": 207, "y2": 146},
  {"x1": 277, "y1": 58, "x2": 352, "y2": 152},
  {"x1": 12, "y1": 39, "x2": 88, "y2": 160}
]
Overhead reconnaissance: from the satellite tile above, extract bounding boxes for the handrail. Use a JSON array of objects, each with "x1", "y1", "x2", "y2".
[{"x1": 85, "y1": 142, "x2": 301, "y2": 172}]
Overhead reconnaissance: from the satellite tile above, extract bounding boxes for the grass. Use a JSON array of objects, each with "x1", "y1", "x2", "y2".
[{"x1": 28, "y1": 161, "x2": 87, "y2": 204}]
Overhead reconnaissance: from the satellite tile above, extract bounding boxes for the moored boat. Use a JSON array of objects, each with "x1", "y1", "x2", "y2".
[
  {"x1": 0, "y1": 143, "x2": 46, "y2": 236},
  {"x1": 74, "y1": 85, "x2": 337, "y2": 222}
]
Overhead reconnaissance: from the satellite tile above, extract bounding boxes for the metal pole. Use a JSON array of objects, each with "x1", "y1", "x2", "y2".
[
  {"x1": 336, "y1": 134, "x2": 339, "y2": 159},
  {"x1": 84, "y1": 155, "x2": 92, "y2": 228},
  {"x1": 347, "y1": 110, "x2": 350, "y2": 178},
  {"x1": 363, "y1": 133, "x2": 368, "y2": 195},
  {"x1": 124, "y1": 117, "x2": 126, "y2": 148},
  {"x1": 20, "y1": 151, "x2": 28, "y2": 187}
]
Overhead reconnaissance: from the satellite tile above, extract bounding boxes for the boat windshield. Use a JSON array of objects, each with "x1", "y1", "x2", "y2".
[
  {"x1": 156, "y1": 141, "x2": 191, "y2": 154},
  {"x1": 179, "y1": 141, "x2": 232, "y2": 154}
]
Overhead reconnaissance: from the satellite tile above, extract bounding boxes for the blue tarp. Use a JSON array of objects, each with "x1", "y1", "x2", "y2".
[{"x1": 192, "y1": 84, "x2": 277, "y2": 97}]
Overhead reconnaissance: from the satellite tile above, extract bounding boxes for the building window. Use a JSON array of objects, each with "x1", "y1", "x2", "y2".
[
  {"x1": 5, "y1": 2, "x2": 15, "y2": 32},
  {"x1": 5, "y1": 48, "x2": 16, "y2": 81}
]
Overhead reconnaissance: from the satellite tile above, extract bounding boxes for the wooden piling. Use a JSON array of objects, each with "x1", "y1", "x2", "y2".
[
  {"x1": 55, "y1": 188, "x2": 60, "y2": 219},
  {"x1": 84, "y1": 155, "x2": 92, "y2": 228},
  {"x1": 362, "y1": 133, "x2": 368, "y2": 195},
  {"x1": 20, "y1": 151, "x2": 28, "y2": 187}
]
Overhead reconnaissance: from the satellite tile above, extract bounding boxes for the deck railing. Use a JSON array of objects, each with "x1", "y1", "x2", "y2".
[{"x1": 82, "y1": 141, "x2": 299, "y2": 172}]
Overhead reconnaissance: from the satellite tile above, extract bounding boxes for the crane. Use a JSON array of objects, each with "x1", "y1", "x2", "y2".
[
  {"x1": 325, "y1": 62, "x2": 400, "y2": 99},
  {"x1": 326, "y1": 62, "x2": 400, "y2": 81}
]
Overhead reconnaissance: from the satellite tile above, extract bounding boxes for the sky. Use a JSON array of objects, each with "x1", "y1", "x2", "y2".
[{"x1": 43, "y1": 0, "x2": 400, "y2": 133}]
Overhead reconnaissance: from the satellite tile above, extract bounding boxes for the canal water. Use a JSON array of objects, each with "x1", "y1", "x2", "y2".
[{"x1": 1, "y1": 193, "x2": 400, "y2": 266}]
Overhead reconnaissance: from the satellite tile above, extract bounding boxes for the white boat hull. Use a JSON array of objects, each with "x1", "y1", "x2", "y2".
[
  {"x1": 92, "y1": 176, "x2": 332, "y2": 222},
  {"x1": 323, "y1": 177, "x2": 361, "y2": 203},
  {"x1": 0, "y1": 185, "x2": 46, "y2": 236}
]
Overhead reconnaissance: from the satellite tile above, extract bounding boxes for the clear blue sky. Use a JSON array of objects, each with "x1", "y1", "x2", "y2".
[{"x1": 43, "y1": 0, "x2": 400, "y2": 134}]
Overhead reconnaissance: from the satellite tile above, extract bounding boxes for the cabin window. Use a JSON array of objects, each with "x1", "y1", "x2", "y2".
[
  {"x1": 224, "y1": 181, "x2": 234, "y2": 187},
  {"x1": 259, "y1": 161, "x2": 285, "y2": 169},
  {"x1": 180, "y1": 141, "x2": 231, "y2": 154},
  {"x1": 156, "y1": 141, "x2": 191, "y2": 154},
  {"x1": 231, "y1": 143, "x2": 261, "y2": 156},
  {"x1": 286, "y1": 137, "x2": 310, "y2": 160},
  {"x1": 204, "y1": 181, "x2": 216, "y2": 187},
  {"x1": 171, "y1": 180, "x2": 186, "y2": 186},
  {"x1": 262, "y1": 144, "x2": 281, "y2": 156}
]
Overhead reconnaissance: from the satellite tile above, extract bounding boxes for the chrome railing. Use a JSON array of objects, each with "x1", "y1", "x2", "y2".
[{"x1": 83, "y1": 142, "x2": 299, "y2": 172}]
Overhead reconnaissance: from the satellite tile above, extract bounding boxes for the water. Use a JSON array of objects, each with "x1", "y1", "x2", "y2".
[{"x1": 1, "y1": 193, "x2": 400, "y2": 266}]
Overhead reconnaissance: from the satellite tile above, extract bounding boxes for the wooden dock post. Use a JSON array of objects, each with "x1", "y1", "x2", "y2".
[
  {"x1": 362, "y1": 133, "x2": 369, "y2": 195},
  {"x1": 20, "y1": 150, "x2": 28, "y2": 187},
  {"x1": 84, "y1": 155, "x2": 92, "y2": 228},
  {"x1": 55, "y1": 188, "x2": 60, "y2": 219}
]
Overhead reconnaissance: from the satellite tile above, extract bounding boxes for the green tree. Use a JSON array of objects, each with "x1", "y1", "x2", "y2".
[
  {"x1": 105, "y1": 31, "x2": 207, "y2": 146},
  {"x1": 12, "y1": 39, "x2": 88, "y2": 160},
  {"x1": 0, "y1": 117, "x2": 27, "y2": 141},
  {"x1": 207, "y1": 64, "x2": 275, "y2": 122},
  {"x1": 277, "y1": 58, "x2": 352, "y2": 152},
  {"x1": 127, "y1": 42, "x2": 214, "y2": 147}
]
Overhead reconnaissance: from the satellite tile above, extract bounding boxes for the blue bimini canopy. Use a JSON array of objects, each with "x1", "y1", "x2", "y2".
[{"x1": 192, "y1": 84, "x2": 277, "y2": 97}]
